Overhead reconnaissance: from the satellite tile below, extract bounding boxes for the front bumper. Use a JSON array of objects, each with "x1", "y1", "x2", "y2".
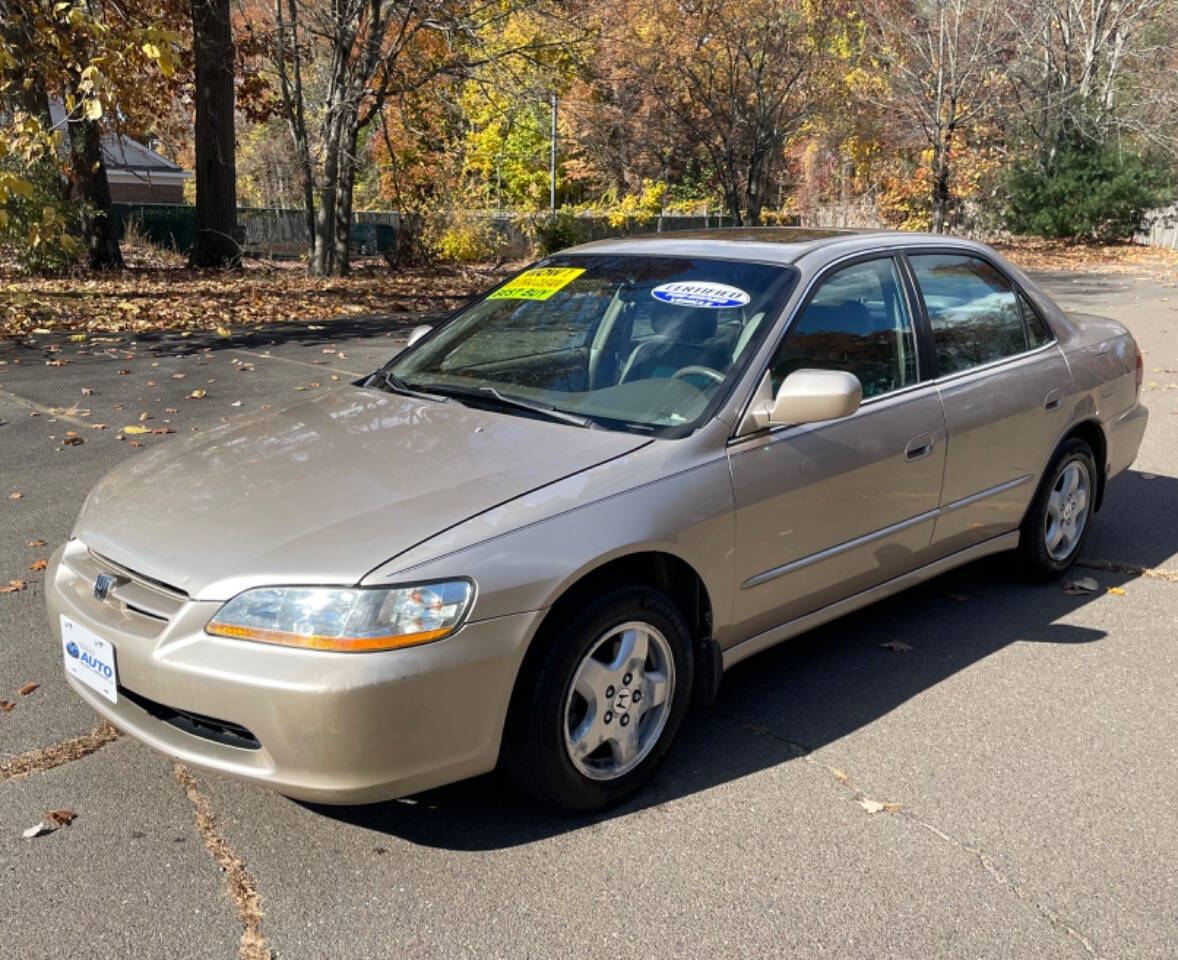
[{"x1": 47, "y1": 541, "x2": 543, "y2": 803}]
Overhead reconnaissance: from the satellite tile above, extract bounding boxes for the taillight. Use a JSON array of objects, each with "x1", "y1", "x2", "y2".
[{"x1": 1134, "y1": 341, "x2": 1144, "y2": 395}]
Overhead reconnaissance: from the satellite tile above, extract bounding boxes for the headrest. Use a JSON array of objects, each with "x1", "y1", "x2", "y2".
[{"x1": 650, "y1": 307, "x2": 718, "y2": 343}]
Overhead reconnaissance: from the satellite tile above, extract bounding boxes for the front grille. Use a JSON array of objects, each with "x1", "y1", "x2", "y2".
[
  {"x1": 69, "y1": 549, "x2": 189, "y2": 632},
  {"x1": 119, "y1": 685, "x2": 261, "y2": 751}
]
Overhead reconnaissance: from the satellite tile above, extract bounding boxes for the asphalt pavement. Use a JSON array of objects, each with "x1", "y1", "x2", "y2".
[{"x1": 2, "y1": 268, "x2": 1176, "y2": 959}]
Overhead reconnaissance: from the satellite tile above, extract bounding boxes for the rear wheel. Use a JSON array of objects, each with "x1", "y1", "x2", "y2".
[
  {"x1": 1020, "y1": 438, "x2": 1097, "y2": 578},
  {"x1": 504, "y1": 586, "x2": 693, "y2": 812}
]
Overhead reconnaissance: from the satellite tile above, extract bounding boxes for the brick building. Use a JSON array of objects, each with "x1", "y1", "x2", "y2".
[
  {"x1": 102, "y1": 135, "x2": 190, "y2": 204},
  {"x1": 48, "y1": 101, "x2": 191, "y2": 204}
]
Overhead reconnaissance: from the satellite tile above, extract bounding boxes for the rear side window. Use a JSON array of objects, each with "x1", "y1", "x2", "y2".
[
  {"x1": 1019, "y1": 292, "x2": 1054, "y2": 347},
  {"x1": 770, "y1": 256, "x2": 918, "y2": 399},
  {"x1": 910, "y1": 254, "x2": 1030, "y2": 375}
]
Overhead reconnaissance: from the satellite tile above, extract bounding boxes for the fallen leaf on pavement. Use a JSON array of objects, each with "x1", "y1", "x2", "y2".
[
  {"x1": 29, "y1": 559, "x2": 47, "y2": 572},
  {"x1": 859, "y1": 798, "x2": 901, "y2": 814},
  {"x1": 879, "y1": 640, "x2": 912, "y2": 653},
  {"x1": 216, "y1": 325, "x2": 231, "y2": 338},
  {"x1": 122, "y1": 425, "x2": 149, "y2": 435},
  {"x1": 26, "y1": 539, "x2": 46, "y2": 547},
  {"x1": 1062, "y1": 576, "x2": 1100, "y2": 595},
  {"x1": 62, "y1": 433, "x2": 84, "y2": 446},
  {"x1": 18, "y1": 681, "x2": 38, "y2": 696},
  {"x1": 46, "y1": 809, "x2": 76, "y2": 827},
  {"x1": 0, "y1": 700, "x2": 14, "y2": 712},
  {"x1": 1, "y1": 580, "x2": 27, "y2": 593},
  {"x1": 1107, "y1": 586, "x2": 1126, "y2": 596},
  {"x1": 81, "y1": 388, "x2": 94, "y2": 396},
  {"x1": 118, "y1": 369, "x2": 131, "y2": 375},
  {"x1": 188, "y1": 389, "x2": 206, "y2": 399},
  {"x1": 171, "y1": 373, "x2": 185, "y2": 380},
  {"x1": 831, "y1": 768, "x2": 850, "y2": 785},
  {"x1": 91, "y1": 423, "x2": 107, "y2": 430},
  {"x1": 22, "y1": 822, "x2": 52, "y2": 839},
  {"x1": 8, "y1": 491, "x2": 21, "y2": 499}
]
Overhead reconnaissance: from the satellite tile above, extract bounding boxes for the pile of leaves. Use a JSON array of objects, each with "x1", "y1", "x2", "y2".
[
  {"x1": 0, "y1": 250, "x2": 515, "y2": 340},
  {"x1": 996, "y1": 238, "x2": 1178, "y2": 277}
]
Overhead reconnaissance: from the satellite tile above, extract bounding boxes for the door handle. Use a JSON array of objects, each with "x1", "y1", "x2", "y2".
[
  {"x1": 905, "y1": 433, "x2": 935, "y2": 461},
  {"x1": 1044, "y1": 388, "x2": 1064, "y2": 411}
]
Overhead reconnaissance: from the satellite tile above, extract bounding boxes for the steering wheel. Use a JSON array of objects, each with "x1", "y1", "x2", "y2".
[{"x1": 671, "y1": 365, "x2": 726, "y2": 385}]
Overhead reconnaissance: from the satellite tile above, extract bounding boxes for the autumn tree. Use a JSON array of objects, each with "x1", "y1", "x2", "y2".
[
  {"x1": 861, "y1": 0, "x2": 1015, "y2": 233},
  {"x1": 624, "y1": 0, "x2": 848, "y2": 225},
  {"x1": 1005, "y1": 0, "x2": 1177, "y2": 158},
  {"x1": 0, "y1": 0, "x2": 181, "y2": 268}
]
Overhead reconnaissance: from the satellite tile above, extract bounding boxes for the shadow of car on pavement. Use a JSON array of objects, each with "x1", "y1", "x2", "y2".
[{"x1": 309, "y1": 468, "x2": 1177, "y2": 850}]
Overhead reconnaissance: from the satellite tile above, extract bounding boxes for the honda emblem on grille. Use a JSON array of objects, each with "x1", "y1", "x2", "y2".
[{"x1": 93, "y1": 573, "x2": 116, "y2": 602}]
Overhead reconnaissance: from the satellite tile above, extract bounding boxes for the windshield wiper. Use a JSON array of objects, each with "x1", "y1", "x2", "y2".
[
  {"x1": 374, "y1": 369, "x2": 449, "y2": 403},
  {"x1": 416, "y1": 382, "x2": 596, "y2": 429}
]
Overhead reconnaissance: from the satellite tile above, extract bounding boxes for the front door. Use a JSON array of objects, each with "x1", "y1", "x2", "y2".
[{"x1": 727, "y1": 255, "x2": 947, "y2": 642}]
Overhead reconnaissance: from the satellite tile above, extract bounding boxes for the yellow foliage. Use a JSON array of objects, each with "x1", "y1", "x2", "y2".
[{"x1": 430, "y1": 217, "x2": 502, "y2": 263}]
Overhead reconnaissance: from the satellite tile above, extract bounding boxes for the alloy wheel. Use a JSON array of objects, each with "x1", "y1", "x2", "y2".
[
  {"x1": 562, "y1": 620, "x2": 676, "y2": 781},
  {"x1": 1044, "y1": 460, "x2": 1091, "y2": 562}
]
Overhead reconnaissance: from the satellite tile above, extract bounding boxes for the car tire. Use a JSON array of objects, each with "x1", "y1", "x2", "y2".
[
  {"x1": 1020, "y1": 437, "x2": 1098, "y2": 579},
  {"x1": 504, "y1": 585, "x2": 694, "y2": 813}
]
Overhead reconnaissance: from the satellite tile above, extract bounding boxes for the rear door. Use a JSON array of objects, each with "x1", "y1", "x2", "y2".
[
  {"x1": 904, "y1": 251, "x2": 1073, "y2": 556},
  {"x1": 727, "y1": 254, "x2": 947, "y2": 641}
]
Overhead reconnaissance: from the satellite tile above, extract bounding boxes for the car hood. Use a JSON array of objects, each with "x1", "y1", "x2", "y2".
[{"x1": 74, "y1": 386, "x2": 648, "y2": 600}]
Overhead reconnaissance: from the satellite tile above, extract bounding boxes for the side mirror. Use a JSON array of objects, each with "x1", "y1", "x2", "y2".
[
  {"x1": 406, "y1": 324, "x2": 433, "y2": 348},
  {"x1": 749, "y1": 369, "x2": 862, "y2": 430}
]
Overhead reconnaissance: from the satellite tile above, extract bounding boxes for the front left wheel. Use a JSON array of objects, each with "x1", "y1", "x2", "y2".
[{"x1": 503, "y1": 586, "x2": 694, "y2": 812}]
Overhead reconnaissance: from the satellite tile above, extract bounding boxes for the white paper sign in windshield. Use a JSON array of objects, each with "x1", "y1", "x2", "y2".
[{"x1": 651, "y1": 282, "x2": 751, "y2": 309}]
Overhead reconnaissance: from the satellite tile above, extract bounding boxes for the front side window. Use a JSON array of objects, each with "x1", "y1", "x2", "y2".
[
  {"x1": 909, "y1": 253, "x2": 1037, "y2": 375},
  {"x1": 385, "y1": 255, "x2": 796, "y2": 436},
  {"x1": 768, "y1": 256, "x2": 918, "y2": 399}
]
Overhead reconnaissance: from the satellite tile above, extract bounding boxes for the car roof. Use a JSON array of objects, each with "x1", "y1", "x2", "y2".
[{"x1": 563, "y1": 227, "x2": 989, "y2": 265}]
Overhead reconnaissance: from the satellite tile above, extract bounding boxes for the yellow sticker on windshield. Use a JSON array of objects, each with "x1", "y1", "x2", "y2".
[{"x1": 487, "y1": 267, "x2": 585, "y2": 301}]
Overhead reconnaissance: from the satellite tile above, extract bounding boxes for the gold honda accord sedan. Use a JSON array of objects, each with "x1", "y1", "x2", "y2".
[{"x1": 48, "y1": 229, "x2": 1148, "y2": 811}]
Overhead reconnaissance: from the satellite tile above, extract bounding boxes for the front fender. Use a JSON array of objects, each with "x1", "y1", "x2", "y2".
[{"x1": 363, "y1": 457, "x2": 737, "y2": 632}]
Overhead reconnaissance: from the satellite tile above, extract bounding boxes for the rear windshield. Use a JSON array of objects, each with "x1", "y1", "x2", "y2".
[{"x1": 386, "y1": 254, "x2": 796, "y2": 436}]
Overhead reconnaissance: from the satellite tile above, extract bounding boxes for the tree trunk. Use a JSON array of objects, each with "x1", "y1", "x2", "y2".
[
  {"x1": 930, "y1": 122, "x2": 955, "y2": 234},
  {"x1": 18, "y1": 78, "x2": 69, "y2": 202},
  {"x1": 311, "y1": 128, "x2": 338, "y2": 275},
  {"x1": 67, "y1": 115, "x2": 123, "y2": 270},
  {"x1": 332, "y1": 116, "x2": 359, "y2": 276},
  {"x1": 189, "y1": 0, "x2": 239, "y2": 267}
]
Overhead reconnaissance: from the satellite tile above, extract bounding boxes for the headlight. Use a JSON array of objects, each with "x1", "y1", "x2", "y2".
[{"x1": 205, "y1": 581, "x2": 474, "y2": 652}]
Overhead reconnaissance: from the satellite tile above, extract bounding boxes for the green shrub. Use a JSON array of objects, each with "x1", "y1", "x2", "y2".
[
  {"x1": 1005, "y1": 141, "x2": 1173, "y2": 241},
  {"x1": 532, "y1": 210, "x2": 582, "y2": 256}
]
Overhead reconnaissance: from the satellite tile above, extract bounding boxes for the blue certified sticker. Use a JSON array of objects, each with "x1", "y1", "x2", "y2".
[{"x1": 652, "y1": 281, "x2": 751, "y2": 309}]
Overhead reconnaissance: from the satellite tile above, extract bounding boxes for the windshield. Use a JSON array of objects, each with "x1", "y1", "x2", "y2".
[{"x1": 384, "y1": 254, "x2": 796, "y2": 436}]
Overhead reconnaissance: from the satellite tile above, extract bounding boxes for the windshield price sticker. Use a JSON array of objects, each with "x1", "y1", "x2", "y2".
[
  {"x1": 487, "y1": 267, "x2": 586, "y2": 301},
  {"x1": 651, "y1": 281, "x2": 750, "y2": 309}
]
